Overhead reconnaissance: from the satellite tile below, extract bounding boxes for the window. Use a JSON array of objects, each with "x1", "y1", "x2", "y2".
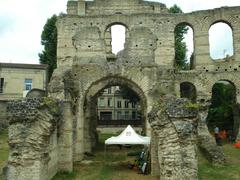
[
  {"x1": 108, "y1": 98, "x2": 113, "y2": 107},
  {"x1": 117, "y1": 111, "x2": 122, "y2": 120},
  {"x1": 0, "y1": 78, "x2": 4, "y2": 93},
  {"x1": 132, "y1": 111, "x2": 136, "y2": 119},
  {"x1": 125, "y1": 111, "x2": 129, "y2": 120},
  {"x1": 24, "y1": 79, "x2": 32, "y2": 91},
  {"x1": 105, "y1": 24, "x2": 127, "y2": 55},
  {"x1": 125, "y1": 101, "x2": 129, "y2": 108},
  {"x1": 117, "y1": 100, "x2": 122, "y2": 108},
  {"x1": 209, "y1": 22, "x2": 233, "y2": 60},
  {"x1": 132, "y1": 102, "x2": 136, "y2": 108},
  {"x1": 107, "y1": 88, "x2": 112, "y2": 94},
  {"x1": 98, "y1": 97, "x2": 105, "y2": 107}
]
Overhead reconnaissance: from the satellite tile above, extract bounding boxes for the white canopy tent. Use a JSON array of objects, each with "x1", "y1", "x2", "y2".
[{"x1": 105, "y1": 125, "x2": 150, "y2": 145}]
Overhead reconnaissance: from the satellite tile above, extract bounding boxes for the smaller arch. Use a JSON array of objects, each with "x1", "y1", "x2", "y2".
[
  {"x1": 180, "y1": 82, "x2": 197, "y2": 102},
  {"x1": 209, "y1": 21, "x2": 234, "y2": 60},
  {"x1": 104, "y1": 22, "x2": 129, "y2": 55},
  {"x1": 105, "y1": 22, "x2": 129, "y2": 32},
  {"x1": 207, "y1": 79, "x2": 237, "y2": 139},
  {"x1": 174, "y1": 22, "x2": 195, "y2": 70},
  {"x1": 209, "y1": 20, "x2": 233, "y2": 31},
  {"x1": 175, "y1": 22, "x2": 195, "y2": 32}
]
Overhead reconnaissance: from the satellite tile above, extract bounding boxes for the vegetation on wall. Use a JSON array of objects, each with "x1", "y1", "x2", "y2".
[
  {"x1": 119, "y1": 86, "x2": 140, "y2": 103},
  {"x1": 207, "y1": 82, "x2": 236, "y2": 134}
]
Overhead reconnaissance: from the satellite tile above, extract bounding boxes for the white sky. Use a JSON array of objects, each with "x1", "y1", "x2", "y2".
[{"x1": 0, "y1": 0, "x2": 240, "y2": 64}]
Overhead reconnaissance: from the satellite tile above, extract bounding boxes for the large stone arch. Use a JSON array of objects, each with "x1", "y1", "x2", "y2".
[{"x1": 73, "y1": 76, "x2": 149, "y2": 160}]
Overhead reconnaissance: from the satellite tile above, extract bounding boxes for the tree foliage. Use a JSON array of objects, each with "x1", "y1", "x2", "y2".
[
  {"x1": 119, "y1": 86, "x2": 140, "y2": 103},
  {"x1": 169, "y1": 5, "x2": 189, "y2": 70},
  {"x1": 39, "y1": 15, "x2": 57, "y2": 81},
  {"x1": 207, "y1": 82, "x2": 236, "y2": 131}
]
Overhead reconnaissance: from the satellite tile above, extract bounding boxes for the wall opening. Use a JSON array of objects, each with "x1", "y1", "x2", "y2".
[
  {"x1": 105, "y1": 24, "x2": 128, "y2": 56},
  {"x1": 207, "y1": 80, "x2": 238, "y2": 142},
  {"x1": 83, "y1": 77, "x2": 147, "y2": 153},
  {"x1": 209, "y1": 22, "x2": 234, "y2": 60},
  {"x1": 180, "y1": 82, "x2": 196, "y2": 102},
  {"x1": 174, "y1": 23, "x2": 194, "y2": 70}
]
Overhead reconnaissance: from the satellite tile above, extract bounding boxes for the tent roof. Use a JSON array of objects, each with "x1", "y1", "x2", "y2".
[{"x1": 105, "y1": 125, "x2": 150, "y2": 145}]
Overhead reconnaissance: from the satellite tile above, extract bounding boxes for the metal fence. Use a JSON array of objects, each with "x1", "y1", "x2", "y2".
[{"x1": 97, "y1": 119, "x2": 142, "y2": 126}]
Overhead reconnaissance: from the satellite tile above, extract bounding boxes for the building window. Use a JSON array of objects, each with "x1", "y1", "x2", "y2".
[
  {"x1": 132, "y1": 111, "x2": 136, "y2": 119},
  {"x1": 0, "y1": 78, "x2": 4, "y2": 93},
  {"x1": 108, "y1": 98, "x2": 113, "y2": 107},
  {"x1": 125, "y1": 101, "x2": 129, "y2": 108},
  {"x1": 25, "y1": 79, "x2": 32, "y2": 91},
  {"x1": 98, "y1": 97, "x2": 105, "y2": 107},
  {"x1": 132, "y1": 102, "x2": 136, "y2": 108},
  {"x1": 125, "y1": 111, "x2": 129, "y2": 120},
  {"x1": 117, "y1": 100, "x2": 122, "y2": 108},
  {"x1": 107, "y1": 88, "x2": 112, "y2": 94},
  {"x1": 117, "y1": 111, "x2": 122, "y2": 120}
]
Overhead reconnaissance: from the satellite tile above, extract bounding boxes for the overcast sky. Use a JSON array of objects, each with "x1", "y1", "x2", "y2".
[{"x1": 0, "y1": 0, "x2": 239, "y2": 64}]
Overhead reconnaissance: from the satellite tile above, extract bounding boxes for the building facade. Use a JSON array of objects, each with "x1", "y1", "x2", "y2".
[
  {"x1": 0, "y1": 63, "x2": 48, "y2": 100},
  {"x1": 97, "y1": 86, "x2": 141, "y2": 126}
]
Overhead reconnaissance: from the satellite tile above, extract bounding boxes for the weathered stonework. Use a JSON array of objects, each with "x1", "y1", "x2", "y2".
[
  {"x1": 4, "y1": 0, "x2": 240, "y2": 179},
  {"x1": 148, "y1": 96, "x2": 198, "y2": 179},
  {"x1": 3, "y1": 98, "x2": 62, "y2": 180}
]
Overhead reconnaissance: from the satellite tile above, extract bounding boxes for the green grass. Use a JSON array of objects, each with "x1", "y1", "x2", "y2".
[
  {"x1": 0, "y1": 130, "x2": 9, "y2": 179},
  {"x1": 198, "y1": 144, "x2": 240, "y2": 180},
  {"x1": 1, "y1": 131, "x2": 240, "y2": 180}
]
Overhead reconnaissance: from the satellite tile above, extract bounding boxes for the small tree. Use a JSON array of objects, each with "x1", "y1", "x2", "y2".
[{"x1": 39, "y1": 15, "x2": 57, "y2": 81}]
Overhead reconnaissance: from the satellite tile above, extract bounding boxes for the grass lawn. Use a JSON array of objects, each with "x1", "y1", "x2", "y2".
[
  {"x1": 0, "y1": 131, "x2": 240, "y2": 180},
  {"x1": 0, "y1": 130, "x2": 8, "y2": 179}
]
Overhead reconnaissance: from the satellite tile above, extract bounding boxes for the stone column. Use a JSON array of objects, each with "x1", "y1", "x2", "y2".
[
  {"x1": 73, "y1": 97, "x2": 85, "y2": 161},
  {"x1": 232, "y1": 24, "x2": 240, "y2": 62},
  {"x1": 194, "y1": 26, "x2": 211, "y2": 69},
  {"x1": 58, "y1": 101, "x2": 73, "y2": 172}
]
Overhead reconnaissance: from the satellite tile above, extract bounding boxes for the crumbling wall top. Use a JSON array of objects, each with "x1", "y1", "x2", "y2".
[{"x1": 67, "y1": 0, "x2": 168, "y2": 16}]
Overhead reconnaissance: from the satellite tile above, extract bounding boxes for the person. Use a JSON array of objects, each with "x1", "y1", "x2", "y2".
[{"x1": 214, "y1": 126, "x2": 221, "y2": 145}]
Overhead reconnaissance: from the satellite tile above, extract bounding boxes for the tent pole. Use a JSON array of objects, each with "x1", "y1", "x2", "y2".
[{"x1": 104, "y1": 144, "x2": 106, "y2": 164}]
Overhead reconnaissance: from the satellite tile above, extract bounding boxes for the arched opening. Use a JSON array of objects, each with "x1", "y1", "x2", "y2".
[
  {"x1": 174, "y1": 23, "x2": 194, "y2": 70},
  {"x1": 104, "y1": 24, "x2": 128, "y2": 56},
  {"x1": 207, "y1": 80, "x2": 238, "y2": 143},
  {"x1": 209, "y1": 22, "x2": 234, "y2": 60},
  {"x1": 180, "y1": 82, "x2": 197, "y2": 102},
  {"x1": 83, "y1": 77, "x2": 147, "y2": 152}
]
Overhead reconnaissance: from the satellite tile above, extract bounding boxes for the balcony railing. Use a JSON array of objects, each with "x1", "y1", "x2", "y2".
[{"x1": 97, "y1": 119, "x2": 142, "y2": 126}]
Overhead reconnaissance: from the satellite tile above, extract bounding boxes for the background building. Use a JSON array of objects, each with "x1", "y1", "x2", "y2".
[
  {"x1": 0, "y1": 63, "x2": 48, "y2": 101},
  {"x1": 0, "y1": 63, "x2": 48, "y2": 131},
  {"x1": 97, "y1": 86, "x2": 141, "y2": 127}
]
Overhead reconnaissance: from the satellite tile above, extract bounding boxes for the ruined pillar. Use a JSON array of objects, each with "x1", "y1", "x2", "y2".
[
  {"x1": 3, "y1": 98, "x2": 61, "y2": 180},
  {"x1": 197, "y1": 100, "x2": 226, "y2": 164},
  {"x1": 58, "y1": 101, "x2": 73, "y2": 172},
  {"x1": 194, "y1": 27, "x2": 210, "y2": 69},
  {"x1": 148, "y1": 96, "x2": 198, "y2": 180}
]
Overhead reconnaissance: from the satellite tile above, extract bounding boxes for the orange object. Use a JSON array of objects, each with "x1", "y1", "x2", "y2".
[
  {"x1": 234, "y1": 140, "x2": 240, "y2": 148},
  {"x1": 219, "y1": 130, "x2": 227, "y2": 140}
]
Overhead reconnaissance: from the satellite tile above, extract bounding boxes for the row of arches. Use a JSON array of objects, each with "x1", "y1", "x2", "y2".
[
  {"x1": 175, "y1": 21, "x2": 233, "y2": 70},
  {"x1": 103, "y1": 21, "x2": 234, "y2": 68}
]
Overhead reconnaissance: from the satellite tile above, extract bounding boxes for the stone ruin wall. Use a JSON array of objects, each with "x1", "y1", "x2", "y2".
[
  {"x1": 3, "y1": 98, "x2": 73, "y2": 180},
  {"x1": 3, "y1": 0, "x2": 240, "y2": 179}
]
